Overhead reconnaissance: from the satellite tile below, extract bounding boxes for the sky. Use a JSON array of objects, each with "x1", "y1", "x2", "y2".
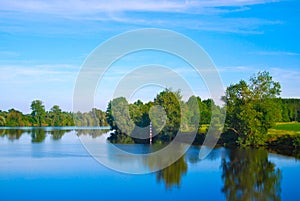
[{"x1": 0, "y1": 0, "x2": 299, "y2": 113}]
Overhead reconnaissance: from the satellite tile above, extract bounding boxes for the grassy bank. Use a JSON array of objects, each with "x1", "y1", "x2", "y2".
[{"x1": 268, "y1": 122, "x2": 300, "y2": 135}]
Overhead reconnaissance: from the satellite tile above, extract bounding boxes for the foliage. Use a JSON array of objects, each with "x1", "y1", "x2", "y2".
[
  {"x1": 223, "y1": 71, "x2": 281, "y2": 147},
  {"x1": 106, "y1": 89, "x2": 209, "y2": 144},
  {"x1": 0, "y1": 101, "x2": 108, "y2": 127},
  {"x1": 0, "y1": 115, "x2": 5, "y2": 126},
  {"x1": 31, "y1": 100, "x2": 46, "y2": 126},
  {"x1": 153, "y1": 89, "x2": 182, "y2": 142},
  {"x1": 279, "y1": 98, "x2": 300, "y2": 122}
]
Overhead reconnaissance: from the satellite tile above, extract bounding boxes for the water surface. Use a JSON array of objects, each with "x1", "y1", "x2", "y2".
[{"x1": 0, "y1": 128, "x2": 299, "y2": 201}]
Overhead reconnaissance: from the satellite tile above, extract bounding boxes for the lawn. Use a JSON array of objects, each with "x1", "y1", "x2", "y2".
[{"x1": 268, "y1": 122, "x2": 300, "y2": 135}]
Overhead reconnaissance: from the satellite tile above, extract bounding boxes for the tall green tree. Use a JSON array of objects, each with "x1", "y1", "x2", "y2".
[
  {"x1": 223, "y1": 71, "x2": 281, "y2": 146},
  {"x1": 153, "y1": 89, "x2": 182, "y2": 142},
  {"x1": 106, "y1": 97, "x2": 135, "y2": 143},
  {"x1": 0, "y1": 115, "x2": 5, "y2": 126},
  {"x1": 31, "y1": 100, "x2": 46, "y2": 126},
  {"x1": 6, "y1": 109, "x2": 24, "y2": 126},
  {"x1": 49, "y1": 105, "x2": 62, "y2": 126}
]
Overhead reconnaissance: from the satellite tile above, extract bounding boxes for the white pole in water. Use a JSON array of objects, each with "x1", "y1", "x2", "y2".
[{"x1": 150, "y1": 121, "x2": 152, "y2": 144}]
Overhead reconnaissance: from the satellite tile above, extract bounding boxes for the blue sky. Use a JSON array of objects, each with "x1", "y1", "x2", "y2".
[{"x1": 0, "y1": 0, "x2": 299, "y2": 113}]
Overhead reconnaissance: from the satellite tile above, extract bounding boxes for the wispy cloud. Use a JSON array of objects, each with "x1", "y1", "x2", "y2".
[
  {"x1": 0, "y1": 51, "x2": 19, "y2": 57},
  {"x1": 0, "y1": 0, "x2": 279, "y2": 15},
  {"x1": 0, "y1": 0, "x2": 283, "y2": 35},
  {"x1": 0, "y1": 64, "x2": 78, "y2": 83},
  {"x1": 253, "y1": 51, "x2": 300, "y2": 56},
  {"x1": 218, "y1": 66, "x2": 258, "y2": 72},
  {"x1": 270, "y1": 67, "x2": 300, "y2": 80},
  {"x1": 269, "y1": 67, "x2": 300, "y2": 98}
]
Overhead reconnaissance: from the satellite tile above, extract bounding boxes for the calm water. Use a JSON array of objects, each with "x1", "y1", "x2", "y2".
[{"x1": 0, "y1": 127, "x2": 300, "y2": 201}]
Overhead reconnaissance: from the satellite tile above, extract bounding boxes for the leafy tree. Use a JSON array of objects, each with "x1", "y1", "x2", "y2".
[
  {"x1": 6, "y1": 109, "x2": 30, "y2": 126},
  {"x1": 180, "y1": 96, "x2": 200, "y2": 132},
  {"x1": 106, "y1": 97, "x2": 135, "y2": 143},
  {"x1": 31, "y1": 100, "x2": 46, "y2": 126},
  {"x1": 280, "y1": 98, "x2": 300, "y2": 122},
  {"x1": 223, "y1": 71, "x2": 281, "y2": 146},
  {"x1": 200, "y1": 99, "x2": 214, "y2": 124},
  {"x1": 92, "y1": 108, "x2": 108, "y2": 126},
  {"x1": 0, "y1": 110, "x2": 6, "y2": 126},
  {"x1": 49, "y1": 105, "x2": 62, "y2": 126},
  {"x1": 0, "y1": 115, "x2": 5, "y2": 126},
  {"x1": 153, "y1": 89, "x2": 182, "y2": 142}
]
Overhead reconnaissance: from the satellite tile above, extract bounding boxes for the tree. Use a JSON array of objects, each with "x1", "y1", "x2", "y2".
[
  {"x1": 31, "y1": 100, "x2": 46, "y2": 126},
  {"x1": 49, "y1": 105, "x2": 62, "y2": 126},
  {"x1": 6, "y1": 109, "x2": 24, "y2": 126},
  {"x1": 106, "y1": 97, "x2": 135, "y2": 143},
  {"x1": 153, "y1": 89, "x2": 182, "y2": 142},
  {"x1": 181, "y1": 96, "x2": 200, "y2": 132},
  {"x1": 223, "y1": 71, "x2": 281, "y2": 146},
  {"x1": 0, "y1": 115, "x2": 6, "y2": 126}
]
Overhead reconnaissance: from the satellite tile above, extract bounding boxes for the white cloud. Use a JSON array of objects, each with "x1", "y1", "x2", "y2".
[
  {"x1": 0, "y1": 0, "x2": 283, "y2": 35},
  {"x1": 218, "y1": 65, "x2": 257, "y2": 72},
  {"x1": 0, "y1": 51, "x2": 19, "y2": 57},
  {"x1": 0, "y1": 0, "x2": 279, "y2": 15},
  {"x1": 254, "y1": 51, "x2": 300, "y2": 56},
  {"x1": 270, "y1": 67, "x2": 300, "y2": 80},
  {"x1": 0, "y1": 64, "x2": 78, "y2": 83}
]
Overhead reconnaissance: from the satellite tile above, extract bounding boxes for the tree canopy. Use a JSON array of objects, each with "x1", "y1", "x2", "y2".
[{"x1": 223, "y1": 71, "x2": 281, "y2": 146}]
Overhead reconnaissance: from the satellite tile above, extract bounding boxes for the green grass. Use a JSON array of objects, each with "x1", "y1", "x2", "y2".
[
  {"x1": 273, "y1": 122, "x2": 300, "y2": 131},
  {"x1": 268, "y1": 122, "x2": 300, "y2": 135}
]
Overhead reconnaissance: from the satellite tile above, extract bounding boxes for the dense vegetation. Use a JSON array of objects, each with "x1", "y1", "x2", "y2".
[
  {"x1": 106, "y1": 89, "x2": 223, "y2": 144},
  {"x1": 0, "y1": 101, "x2": 108, "y2": 127},
  {"x1": 106, "y1": 71, "x2": 300, "y2": 149},
  {"x1": 1, "y1": 71, "x2": 300, "y2": 149}
]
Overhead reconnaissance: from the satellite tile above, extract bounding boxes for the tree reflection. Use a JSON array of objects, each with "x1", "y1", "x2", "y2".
[
  {"x1": 48, "y1": 129, "x2": 70, "y2": 140},
  {"x1": 0, "y1": 129, "x2": 27, "y2": 141},
  {"x1": 221, "y1": 149, "x2": 282, "y2": 201},
  {"x1": 31, "y1": 129, "x2": 46, "y2": 143},
  {"x1": 76, "y1": 129, "x2": 109, "y2": 138},
  {"x1": 156, "y1": 156, "x2": 188, "y2": 190}
]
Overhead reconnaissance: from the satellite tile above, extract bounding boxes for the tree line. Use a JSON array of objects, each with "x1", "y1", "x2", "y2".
[
  {"x1": 106, "y1": 71, "x2": 300, "y2": 148},
  {"x1": 0, "y1": 100, "x2": 108, "y2": 127},
  {"x1": 106, "y1": 89, "x2": 224, "y2": 144},
  {"x1": 1, "y1": 71, "x2": 300, "y2": 148}
]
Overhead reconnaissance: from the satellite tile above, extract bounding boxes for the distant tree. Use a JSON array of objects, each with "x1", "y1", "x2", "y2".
[
  {"x1": 30, "y1": 100, "x2": 46, "y2": 126},
  {"x1": 6, "y1": 109, "x2": 23, "y2": 126},
  {"x1": 153, "y1": 89, "x2": 182, "y2": 142},
  {"x1": 181, "y1": 96, "x2": 200, "y2": 132},
  {"x1": 0, "y1": 115, "x2": 5, "y2": 126},
  {"x1": 223, "y1": 71, "x2": 281, "y2": 146},
  {"x1": 92, "y1": 108, "x2": 108, "y2": 126},
  {"x1": 200, "y1": 99, "x2": 214, "y2": 124},
  {"x1": 106, "y1": 97, "x2": 135, "y2": 143},
  {"x1": 49, "y1": 105, "x2": 62, "y2": 126}
]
